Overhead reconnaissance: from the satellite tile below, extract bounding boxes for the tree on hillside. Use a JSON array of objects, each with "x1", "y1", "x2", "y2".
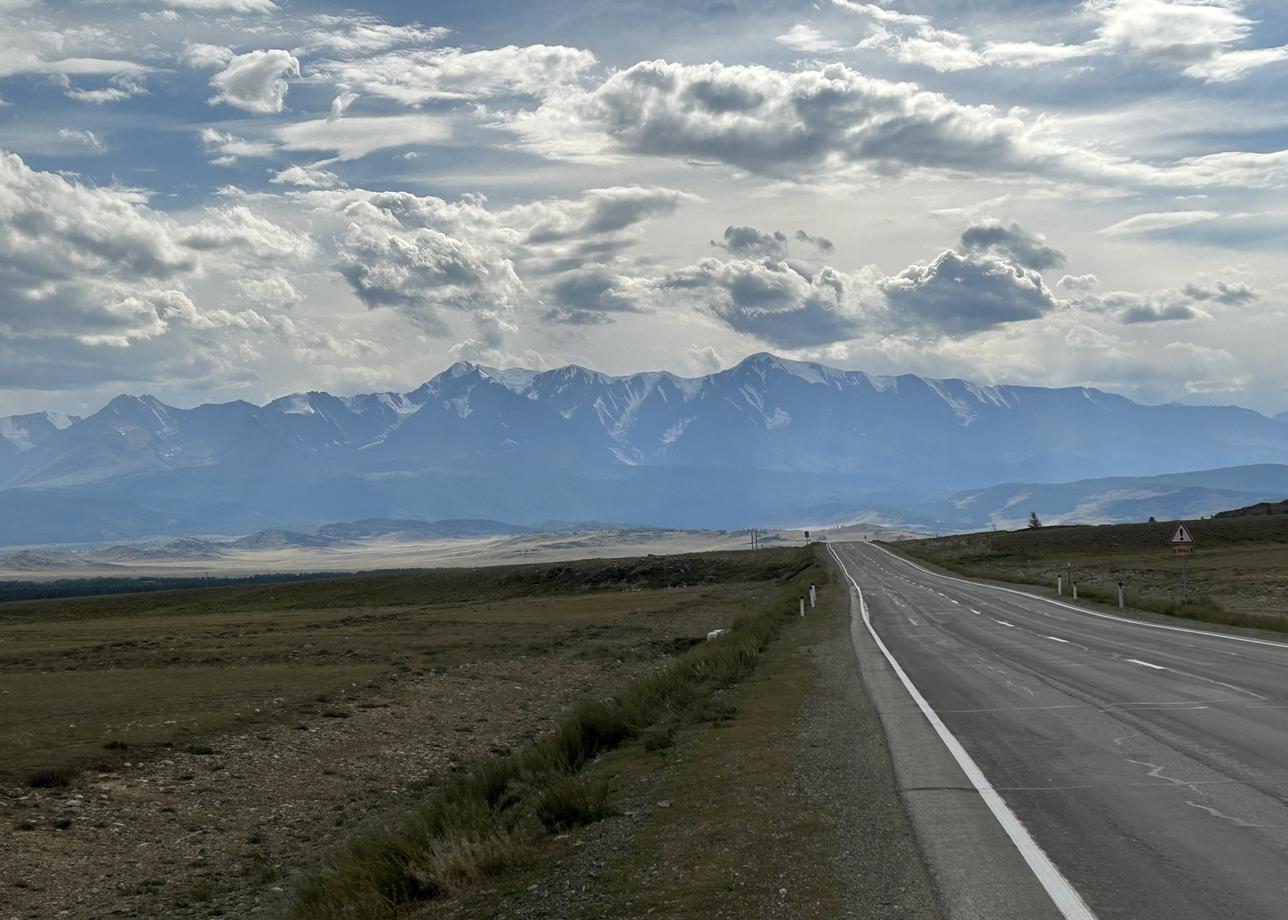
[{"x1": 1028, "y1": 511, "x2": 1042, "y2": 529}]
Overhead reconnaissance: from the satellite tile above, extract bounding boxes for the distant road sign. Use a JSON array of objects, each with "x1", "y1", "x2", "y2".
[{"x1": 1170, "y1": 523, "x2": 1195, "y2": 545}]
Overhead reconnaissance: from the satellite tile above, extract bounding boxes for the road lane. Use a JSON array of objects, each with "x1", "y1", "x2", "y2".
[{"x1": 831, "y1": 541, "x2": 1288, "y2": 920}]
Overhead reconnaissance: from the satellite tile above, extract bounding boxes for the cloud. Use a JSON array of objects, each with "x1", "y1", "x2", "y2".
[
  {"x1": 711, "y1": 225, "x2": 790, "y2": 260},
  {"x1": 511, "y1": 59, "x2": 1288, "y2": 189},
  {"x1": 776, "y1": 24, "x2": 846, "y2": 54},
  {"x1": 184, "y1": 42, "x2": 233, "y2": 69},
  {"x1": 1182, "y1": 280, "x2": 1258, "y2": 306},
  {"x1": 156, "y1": 0, "x2": 279, "y2": 11},
  {"x1": 314, "y1": 44, "x2": 597, "y2": 105},
  {"x1": 1100, "y1": 210, "x2": 1223, "y2": 235},
  {"x1": 271, "y1": 164, "x2": 343, "y2": 188},
  {"x1": 337, "y1": 221, "x2": 522, "y2": 336},
  {"x1": 659, "y1": 258, "x2": 865, "y2": 347},
  {"x1": 57, "y1": 128, "x2": 104, "y2": 151},
  {"x1": 515, "y1": 60, "x2": 1059, "y2": 180},
  {"x1": 960, "y1": 220, "x2": 1065, "y2": 270},
  {"x1": 303, "y1": 17, "x2": 448, "y2": 55},
  {"x1": 1058, "y1": 273, "x2": 1099, "y2": 291},
  {"x1": 273, "y1": 114, "x2": 450, "y2": 161},
  {"x1": 208, "y1": 49, "x2": 299, "y2": 114},
  {"x1": 180, "y1": 205, "x2": 313, "y2": 265},
  {"x1": 794, "y1": 229, "x2": 835, "y2": 254},
  {"x1": 1086, "y1": 290, "x2": 1212, "y2": 324},
  {"x1": 880, "y1": 250, "x2": 1059, "y2": 335},
  {"x1": 64, "y1": 72, "x2": 148, "y2": 104},
  {"x1": 838, "y1": 0, "x2": 1288, "y2": 83},
  {"x1": 200, "y1": 127, "x2": 275, "y2": 165},
  {"x1": 0, "y1": 150, "x2": 302, "y2": 359},
  {"x1": 543, "y1": 268, "x2": 644, "y2": 324},
  {"x1": 511, "y1": 186, "x2": 691, "y2": 245}
]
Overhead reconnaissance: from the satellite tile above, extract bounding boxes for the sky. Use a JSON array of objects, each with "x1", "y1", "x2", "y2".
[{"x1": 3, "y1": 0, "x2": 1288, "y2": 417}]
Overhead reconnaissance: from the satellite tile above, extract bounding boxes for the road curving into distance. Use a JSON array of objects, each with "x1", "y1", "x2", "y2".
[{"x1": 830, "y1": 540, "x2": 1288, "y2": 920}]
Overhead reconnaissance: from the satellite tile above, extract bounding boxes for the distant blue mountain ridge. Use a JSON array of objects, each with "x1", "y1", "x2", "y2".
[{"x1": 2, "y1": 353, "x2": 1287, "y2": 544}]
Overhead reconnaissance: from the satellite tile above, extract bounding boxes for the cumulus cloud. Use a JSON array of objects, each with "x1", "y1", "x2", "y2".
[
  {"x1": 960, "y1": 220, "x2": 1065, "y2": 271},
  {"x1": 510, "y1": 59, "x2": 1288, "y2": 189},
  {"x1": 0, "y1": 150, "x2": 303, "y2": 361},
  {"x1": 659, "y1": 258, "x2": 865, "y2": 347},
  {"x1": 337, "y1": 222, "x2": 522, "y2": 337},
  {"x1": 208, "y1": 49, "x2": 299, "y2": 114},
  {"x1": 271, "y1": 164, "x2": 343, "y2": 188},
  {"x1": 1059, "y1": 273, "x2": 1100, "y2": 291},
  {"x1": 880, "y1": 250, "x2": 1059, "y2": 335}
]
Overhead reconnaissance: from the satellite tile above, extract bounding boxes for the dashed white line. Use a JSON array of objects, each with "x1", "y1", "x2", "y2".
[
  {"x1": 1127, "y1": 658, "x2": 1167, "y2": 671},
  {"x1": 1046, "y1": 636, "x2": 1071, "y2": 644},
  {"x1": 994, "y1": 619, "x2": 1017, "y2": 629}
]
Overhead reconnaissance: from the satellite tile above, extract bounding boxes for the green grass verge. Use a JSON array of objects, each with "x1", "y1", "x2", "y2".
[
  {"x1": 888, "y1": 543, "x2": 1282, "y2": 633},
  {"x1": 286, "y1": 550, "x2": 817, "y2": 919}
]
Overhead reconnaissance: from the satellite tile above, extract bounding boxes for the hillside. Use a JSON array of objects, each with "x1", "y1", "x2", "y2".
[{"x1": 4, "y1": 354, "x2": 1288, "y2": 543}]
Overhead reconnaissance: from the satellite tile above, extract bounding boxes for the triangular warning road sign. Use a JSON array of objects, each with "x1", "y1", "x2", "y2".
[{"x1": 1170, "y1": 523, "x2": 1195, "y2": 544}]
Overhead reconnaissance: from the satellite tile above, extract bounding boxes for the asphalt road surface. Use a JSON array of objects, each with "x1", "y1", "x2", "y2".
[{"x1": 830, "y1": 540, "x2": 1288, "y2": 920}]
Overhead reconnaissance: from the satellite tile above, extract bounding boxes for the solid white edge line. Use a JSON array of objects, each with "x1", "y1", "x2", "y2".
[
  {"x1": 869, "y1": 542, "x2": 1288, "y2": 652},
  {"x1": 829, "y1": 543, "x2": 1097, "y2": 920}
]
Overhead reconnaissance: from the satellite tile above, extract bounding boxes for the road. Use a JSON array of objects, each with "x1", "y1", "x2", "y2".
[{"x1": 829, "y1": 540, "x2": 1288, "y2": 920}]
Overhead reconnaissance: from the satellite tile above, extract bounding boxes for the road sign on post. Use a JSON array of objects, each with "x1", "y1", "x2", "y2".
[{"x1": 1170, "y1": 522, "x2": 1196, "y2": 555}]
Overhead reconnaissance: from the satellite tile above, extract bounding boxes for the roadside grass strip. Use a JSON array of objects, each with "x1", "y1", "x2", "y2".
[{"x1": 287, "y1": 551, "x2": 817, "y2": 920}]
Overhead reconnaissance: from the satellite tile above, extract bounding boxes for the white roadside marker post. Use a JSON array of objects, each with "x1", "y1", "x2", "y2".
[
  {"x1": 809, "y1": 584, "x2": 817, "y2": 608},
  {"x1": 1072, "y1": 582, "x2": 1078, "y2": 600},
  {"x1": 1057, "y1": 575, "x2": 1063, "y2": 595},
  {"x1": 1118, "y1": 582, "x2": 1125, "y2": 609},
  {"x1": 799, "y1": 596, "x2": 806, "y2": 617}
]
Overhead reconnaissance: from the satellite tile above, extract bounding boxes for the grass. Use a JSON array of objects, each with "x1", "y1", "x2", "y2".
[
  {"x1": 286, "y1": 549, "x2": 816, "y2": 920},
  {"x1": 0, "y1": 550, "x2": 801, "y2": 785},
  {"x1": 891, "y1": 515, "x2": 1288, "y2": 632}
]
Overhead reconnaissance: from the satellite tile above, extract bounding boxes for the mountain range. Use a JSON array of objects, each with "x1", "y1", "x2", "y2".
[{"x1": 2, "y1": 353, "x2": 1287, "y2": 545}]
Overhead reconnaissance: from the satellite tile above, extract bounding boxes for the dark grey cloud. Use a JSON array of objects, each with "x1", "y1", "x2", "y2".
[
  {"x1": 794, "y1": 229, "x2": 835, "y2": 253},
  {"x1": 1182, "y1": 280, "x2": 1258, "y2": 305},
  {"x1": 880, "y1": 250, "x2": 1059, "y2": 334},
  {"x1": 960, "y1": 220, "x2": 1066, "y2": 270},
  {"x1": 711, "y1": 225, "x2": 790, "y2": 259},
  {"x1": 1091, "y1": 290, "x2": 1210, "y2": 325},
  {"x1": 659, "y1": 258, "x2": 862, "y2": 347}
]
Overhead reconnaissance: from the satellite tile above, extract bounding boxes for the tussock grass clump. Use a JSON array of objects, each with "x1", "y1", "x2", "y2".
[
  {"x1": 288, "y1": 550, "x2": 818, "y2": 920},
  {"x1": 27, "y1": 766, "x2": 75, "y2": 789}
]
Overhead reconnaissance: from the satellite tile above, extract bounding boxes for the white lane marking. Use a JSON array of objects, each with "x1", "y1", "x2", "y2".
[
  {"x1": 949, "y1": 599, "x2": 960, "y2": 605},
  {"x1": 829, "y1": 544, "x2": 1097, "y2": 920},
  {"x1": 970, "y1": 608, "x2": 982, "y2": 615},
  {"x1": 994, "y1": 619, "x2": 1017, "y2": 628},
  {"x1": 1046, "y1": 636, "x2": 1071, "y2": 644},
  {"x1": 869, "y1": 542, "x2": 1288, "y2": 652},
  {"x1": 1127, "y1": 658, "x2": 1167, "y2": 671}
]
